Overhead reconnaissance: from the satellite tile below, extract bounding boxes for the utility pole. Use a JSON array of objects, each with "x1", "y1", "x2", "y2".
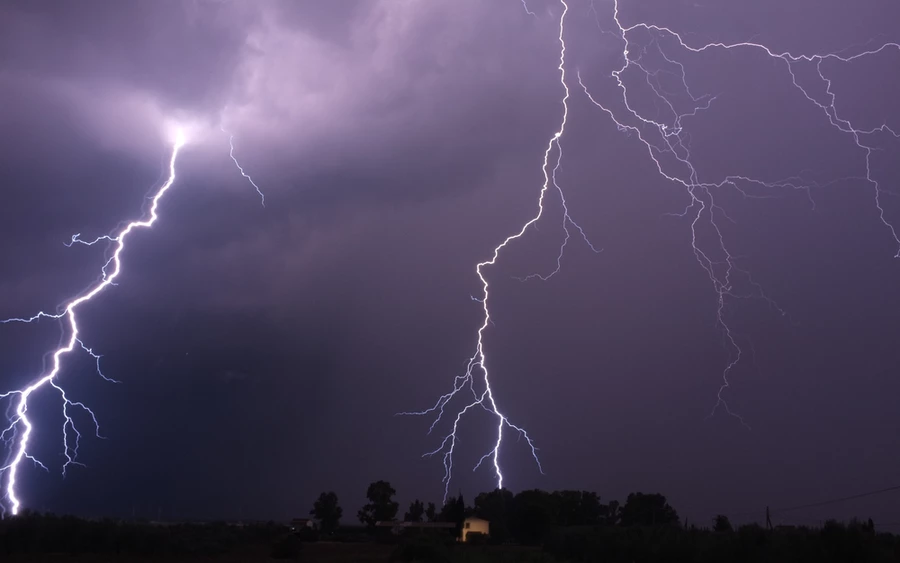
[{"x1": 765, "y1": 506, "x2": 773, "y2": 531}]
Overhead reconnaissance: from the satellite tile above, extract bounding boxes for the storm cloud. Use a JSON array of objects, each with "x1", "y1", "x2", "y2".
[{"x1": 2, "y1": 0, "x2": 900, "y2": 528}]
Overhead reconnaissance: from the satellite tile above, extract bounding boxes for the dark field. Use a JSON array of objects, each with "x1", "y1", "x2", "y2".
[
  {"x1": 4, "y1": 511, "x2": 900, "y2": 562},
  {"x1": 4, "y1": 541, "x2": 396, "y2": 563},
  {"x1": 0, "y1": 513, "x2": 553, "y2": 562},
  {"x1": 3, "y1": 538, "x2": 552, "y2": 563}
]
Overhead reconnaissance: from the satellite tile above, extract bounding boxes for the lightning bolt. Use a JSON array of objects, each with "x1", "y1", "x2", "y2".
[
  {"x1": 610, "y1": 1, "x2": 899, "y2": 247},
  {"x1": 408, "y1": 0, "x2": 899, "y2": 500},
  {"x1": 573, "y1": 0, "x2": 899, "y2": 424},
  {"x1": 520, "y1": 0, "x2": 536, "y2": 17},
  {"x1": 0, "y1": 132, "x2": 186, "y2": 516},
  {"x1": 401, "y1": 0, "x2": 602, "y2": 503},
  {"x1": 223, "y1": 127, "x2": 266, "y2": 207}
]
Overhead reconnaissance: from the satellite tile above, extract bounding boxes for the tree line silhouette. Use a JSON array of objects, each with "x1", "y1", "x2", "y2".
[
  {"x1": 2, "y1": 481, "x2": 899, "y2": 562},
  {"x1": 314, "y1": 481, "x2": 900, "y2": 561},
  {"x1": 312, "y1": 480, "x2": 682, "y2": 544}
]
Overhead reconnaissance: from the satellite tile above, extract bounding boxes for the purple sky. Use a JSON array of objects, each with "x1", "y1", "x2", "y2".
[{"x1": 2, "y1": 0, "x2": 900, "y2": 529}]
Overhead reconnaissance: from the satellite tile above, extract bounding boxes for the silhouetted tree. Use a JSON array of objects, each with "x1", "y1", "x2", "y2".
[
  {"x1": 474, "y1": 488, "x2": 514, "y2": 542},
  {"x1": 713, "y1": 514, "x2": 733, "y2": 533},
  {"x1": 458, "y1": 493, "x2": 469, "y2": 518},
  {"x1": 512, "y1": 489, "x2": 559, "y2": 545},
  {"x1": 552, "y1": 490, "x2": 604, "y2": 526},
  {"x1": 425, "y1": 502, "x2": 437, "y2": 523},
  {"x1": 310, "y1": 491, "x2": 342, "y2": 534},
  {"x1": 404, "y1": 499, "x2": 425, "y2": 523},
  {"x1": 618, "y1": 492, "x2": 679, "y2": 527},
  {"x1": 578, "y1": 491, "x2": 604, "y2": 525},
  {"x1": 357, "y1": 480, "x2": 399, "y2": 528},
  {"x1": 438, "y1": 493, "x2": 468, "y2": 537}
]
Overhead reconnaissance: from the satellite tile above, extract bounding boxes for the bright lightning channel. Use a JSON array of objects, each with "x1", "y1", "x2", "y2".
[
  {"x1": 0, "y1": 133, "x2": 186, "y2": 516},
  {"x1": 1, "y1": 120, "x2": 265, "y2": 516},
  {"x1": 401, "y1": 0, "x2": 600, "y2": 504}
]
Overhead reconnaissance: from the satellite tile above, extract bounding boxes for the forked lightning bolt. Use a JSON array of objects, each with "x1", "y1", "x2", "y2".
[
  {"x1": 575, "y1": 0, "x2": 899, "y2": 423},
  {"x1": 408, "y1": 0, "x2": 899, "y2": 499},
  {"x1": 1, "y1": 125, "x2": 267, "y2": 515},
  {"x1": 0, "y1": 131, "x2": 186, "y2": 516},
  {"x1": 401, "y1": 0, "x2": 600, "y2": 503}
]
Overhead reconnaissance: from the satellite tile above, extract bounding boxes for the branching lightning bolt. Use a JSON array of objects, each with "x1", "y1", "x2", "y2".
[
  {"x1": 401, "y1": 0, "x2": 602, "y2": 503},
  {"x1": 407, "y1": 0, "x2": 899, "y2": 499},
  {"x1": 571, "y1": 0, "x2": 899, "y2": 425},
  {"x1": 0, "y1": 133, "x2": 186, "y2": 516}
]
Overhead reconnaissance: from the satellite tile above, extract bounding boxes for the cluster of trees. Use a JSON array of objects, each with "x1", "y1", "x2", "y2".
[
  {"x1": 307, "y1": 482, "x2": 900, "y2": 561},
  {"x1": 311, "y1": 480, "x2": 680, "y2": 544}
]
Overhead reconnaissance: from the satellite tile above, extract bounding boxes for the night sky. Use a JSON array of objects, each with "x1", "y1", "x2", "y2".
[{"x1": 2, "y1": 0, "x2": 900, "y2": 529}]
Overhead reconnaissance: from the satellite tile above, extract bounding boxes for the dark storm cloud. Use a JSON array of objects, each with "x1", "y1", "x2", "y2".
[
  {"x1": 0, "y1": 0, "x2": 572, "y2": 309},
  {"x1": 0, "y1": 1, "x2": 583, "y2": 325},
  {"x1": 0, "y1": 1, "x2": 249, "y2": 109},
  {"x1": 0, "y1": 0, "x2": 570, "y2": 178}
]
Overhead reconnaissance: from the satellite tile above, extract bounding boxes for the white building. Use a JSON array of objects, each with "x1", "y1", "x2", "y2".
[{"x1": 461, "y1": 517, "x2": 490, "y2": 542}]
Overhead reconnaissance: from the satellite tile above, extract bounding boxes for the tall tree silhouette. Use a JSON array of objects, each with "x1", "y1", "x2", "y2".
[
  {"x1": 310, "y1": 491, "x2": 343, "y2": 534},
  {"x1": 404, "y1": 499, "x2": 425, "y2": 522},
  {"x1": 713, "y1": 514, "x2": 733, "y2": 533},
  {"x1": 357, "y1": 480, "x2": 399, "y2": 528},
  {"x1": 439, "y1": 493, "x2": 468, "y2": 537},
  {"x1": 474, "y1": 488, "x2": 514, "y2": 542},
  {"x1": 552, "y1": 490, "x2": 604, "y2": 526},
  {"x1": 619, "y1": 492, "x2": 679, "y2": 526},
  {"x1": 512, "y1": 489, "x2": 559, "y2": 544}
]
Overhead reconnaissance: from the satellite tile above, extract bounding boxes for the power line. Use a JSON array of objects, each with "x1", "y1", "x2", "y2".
[
  {"x1": 772, "y1": 484, "x2": 900, "y2": 515},
  {"x1": 723, "y1": 484, "x2": 900, "y2": 519}
]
